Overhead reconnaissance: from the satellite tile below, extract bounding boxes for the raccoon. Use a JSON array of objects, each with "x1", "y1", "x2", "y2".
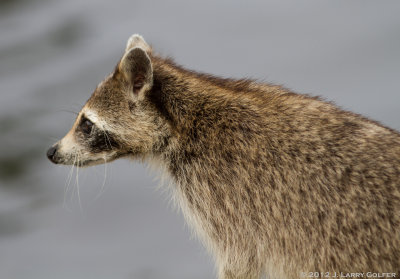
[{"x1": 47, "y1": 35, "x2": 400, "y2": 279}]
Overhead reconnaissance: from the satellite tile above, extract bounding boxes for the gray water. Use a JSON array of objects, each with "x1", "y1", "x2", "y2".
[{"x1": 0, "y1": 1, "x2": 399, "y2": 278}]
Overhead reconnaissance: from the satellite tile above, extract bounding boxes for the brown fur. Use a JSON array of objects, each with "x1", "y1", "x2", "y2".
[{"x1": 48, "y1": 36, "x2": 400, "y2": 278}]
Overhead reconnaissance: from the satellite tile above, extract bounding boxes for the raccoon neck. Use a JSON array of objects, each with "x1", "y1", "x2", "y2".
[
  {"x1": 149, "y1": 60, "x2": 209, "y2": 135},
  {"x1": 148, "y1": 57, "x2": 268, "y2": 179},
  {"x1": 149, "y1": 56, "x2": 266, "y2": 138}
]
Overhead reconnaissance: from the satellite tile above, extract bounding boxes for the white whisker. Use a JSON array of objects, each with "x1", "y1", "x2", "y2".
[
  {"x1": 63, "y1": 152, "x2": 77, "y2": 212},
  {"x1": 75, "y1": 151, "x2": 83, "y2": 214},
  {"x1": 94, "y1": 154, "x2": 108, "y2": 201},
  {"x1": 101, "y1": 127, "x2": 114, "y2": 151}
]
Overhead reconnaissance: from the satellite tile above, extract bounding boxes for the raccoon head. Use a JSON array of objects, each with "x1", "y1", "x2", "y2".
[{"x1": 47, "y1": 35, "x2": 170, "y2": 167}]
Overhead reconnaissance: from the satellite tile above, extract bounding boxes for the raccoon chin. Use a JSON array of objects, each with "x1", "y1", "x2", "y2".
[
  {"x1": 72, "y1": 152, "x2": 121, "y2": 168},
  {"x1": 76, "y1": 158, "x2": 107, "y2": 168}
]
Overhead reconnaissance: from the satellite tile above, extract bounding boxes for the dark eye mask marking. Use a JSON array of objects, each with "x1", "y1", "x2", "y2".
[
  {"x1": 88, "y1": 128, "x2": 120, "y2": 153},
  {"x1": 74, "y1": 114, "x2": 121, "y2": 153}
]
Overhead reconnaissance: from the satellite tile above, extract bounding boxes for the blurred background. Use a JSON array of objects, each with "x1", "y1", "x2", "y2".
[{"x1": 0, "y1": 0, "x2": 399, "y2": 278}]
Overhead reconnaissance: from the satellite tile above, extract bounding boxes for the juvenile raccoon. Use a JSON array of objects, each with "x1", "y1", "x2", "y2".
[{"x1": 47, "y1": 35, "x2": 400, "y2": 279}]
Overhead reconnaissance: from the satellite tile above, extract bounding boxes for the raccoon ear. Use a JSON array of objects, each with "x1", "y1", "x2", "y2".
[
  {"x1": 119, "y1": 47, "x2": 153, "y2": 98},
  {"x1": 125, "y1": 34, "x2": 151, "y2": 53}
]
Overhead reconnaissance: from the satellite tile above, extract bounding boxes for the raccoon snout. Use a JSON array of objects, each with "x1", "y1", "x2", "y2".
[{"x1": 46, "y1": 145, "x2": 59, "y2": 164}]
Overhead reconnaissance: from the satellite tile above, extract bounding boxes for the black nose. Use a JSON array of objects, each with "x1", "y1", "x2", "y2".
[{"x1": 47, "y1": 145, "x2": 58, "y2": 163}]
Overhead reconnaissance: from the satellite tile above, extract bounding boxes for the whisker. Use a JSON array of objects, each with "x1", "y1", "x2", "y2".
[
  {"x1": 71, "y1": 102, "x2": 83, "y2": 108},
  {"x1": 75, "y1": 150, "x2": 83, "y2": 214},
  {"x1": 63, "y1": 152, "x2": 77, "y2": 211},
  {"x1": 94, "y1": 154, "x2": 108, "y2": 201},
  {"x1": 102, "y1": 128, "x2": 114, "y2": 151},
  {"x1": 48, "y1": 136, "x2": 60, "y2": 141},
  {"x1": 58, "y1": 109, "x2": 79, "y2": 115},
  {"x1": 102, "y1": 131, "x2": 111, "y2": 150}
]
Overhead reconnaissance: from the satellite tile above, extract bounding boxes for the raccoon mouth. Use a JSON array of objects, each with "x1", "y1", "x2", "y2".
[
  {"x1": 49, "y1": 156, "x2": 105, "y2": 167},
  {"x1": 47, "y1": 144, "x2": 132, "y2": 167},
  {"x1": 74, "y1": 152, "x2": 128, "y2": 167},
  {"x1": 75, "y1": 158, "x2": 107, "y2": 167}
]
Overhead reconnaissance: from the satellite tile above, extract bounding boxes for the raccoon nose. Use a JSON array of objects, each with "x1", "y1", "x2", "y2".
[{"x1": 47, "y1": 145, "x2": 58, "y2": 163}]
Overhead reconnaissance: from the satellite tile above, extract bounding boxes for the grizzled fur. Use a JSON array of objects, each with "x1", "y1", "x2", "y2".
[{"x1": 48, "y1": 35, "x2": 400, "y2": 278}]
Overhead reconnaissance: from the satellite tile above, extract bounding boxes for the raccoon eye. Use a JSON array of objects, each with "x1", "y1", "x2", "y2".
[{"x1": 81, "y1": 118, "x2": 93, "y2": 135}]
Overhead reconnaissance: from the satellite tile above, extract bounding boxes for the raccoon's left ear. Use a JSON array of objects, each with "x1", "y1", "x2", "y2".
[
  {"x1": 119, "y1": 47, "x2": 153, "y2": 99},
  {"x1": 125, "y1": 34, "x2": 151, "y2": 53}
]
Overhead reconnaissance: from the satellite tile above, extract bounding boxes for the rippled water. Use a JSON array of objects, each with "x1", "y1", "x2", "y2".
[{"x1": 0, "y1": 1, "x2": 399, "y2": 278}]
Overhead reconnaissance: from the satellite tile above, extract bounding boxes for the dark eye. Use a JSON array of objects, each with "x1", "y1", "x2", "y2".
[{"x1": 81, "y1": 118, "x2": 93, "y2": 135}]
